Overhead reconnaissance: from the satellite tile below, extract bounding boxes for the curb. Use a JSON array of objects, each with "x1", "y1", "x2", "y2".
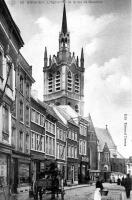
[{"x1": 64, "y1": 183, "x2": 94, "y2": 191}]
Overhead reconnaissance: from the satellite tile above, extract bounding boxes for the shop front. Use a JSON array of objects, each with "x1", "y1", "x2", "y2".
[
  {"x1": 11, "y1": 153, "x2": 31, "y2": 193},
  {"x1": 0, "y1": 145, "x2": 12, "y2": 200},
  {"x1": 67, "y1": 160, "x2": 78, "y2": 185},
  {"x1": 78, "y1": 156, "x2": 89, "y2": 184},
  {"x1": 57, "y1": 161, "x2": 66, "y2": 184}
]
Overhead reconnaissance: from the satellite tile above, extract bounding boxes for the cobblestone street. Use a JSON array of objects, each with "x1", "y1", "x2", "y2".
[{"x1": 10, "y1": 183, "x2": 131, "y2": 200}]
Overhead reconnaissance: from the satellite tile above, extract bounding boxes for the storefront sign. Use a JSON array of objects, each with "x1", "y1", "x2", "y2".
[{"x1": 81, "y1": 156, "x2": 89, "y2": 163}]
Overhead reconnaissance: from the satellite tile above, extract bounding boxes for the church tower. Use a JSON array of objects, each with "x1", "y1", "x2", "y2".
[{"x1": 43, "y1": 2, "x2": 85, "y2": 116}]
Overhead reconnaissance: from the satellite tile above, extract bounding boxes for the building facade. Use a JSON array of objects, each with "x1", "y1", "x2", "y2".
[
  {"x1": 0, "y1": 0, "x2": 24, "y2": 198},
  {"x1": 11, "y1": 53, "x2": 34, "y2": 193}
]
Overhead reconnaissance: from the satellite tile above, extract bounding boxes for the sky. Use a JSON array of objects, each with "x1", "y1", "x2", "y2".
[{"x1": 5, "y1": 0, "x2": 132, "y2": 158}]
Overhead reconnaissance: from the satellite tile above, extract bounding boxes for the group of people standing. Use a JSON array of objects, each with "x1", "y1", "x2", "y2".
[{"x1": 94, "y1": 174, "x2": 132, "y2": 200}]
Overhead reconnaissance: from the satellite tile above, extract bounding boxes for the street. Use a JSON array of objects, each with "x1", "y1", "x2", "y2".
[{"x1": 14, "y1": 183, "x2": 131, "y2": 200}]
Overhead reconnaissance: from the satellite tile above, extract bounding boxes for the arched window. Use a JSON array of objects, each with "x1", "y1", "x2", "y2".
[
  {"x1": 67, "y1": 71, "x2": 72, "y2": 91},
  {"x1": 48, "y1": 73, "x2": 53, "y2": 93},
  {"x1": 55, "y1": 71, "x2": 61, "y2": 91},
  {"x1": 75, "y1": 105, "x2": 79, "y2": 113},
  {"x1": 75, "y1": 74, "x2": 80, "y2": 93}
]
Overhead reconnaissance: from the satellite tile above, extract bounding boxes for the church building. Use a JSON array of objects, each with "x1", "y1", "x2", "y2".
[{"x1": 43, "y1": 3, "x2": 85, "y2": 116}]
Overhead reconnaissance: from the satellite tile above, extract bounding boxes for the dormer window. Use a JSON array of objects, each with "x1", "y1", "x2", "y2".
[
  {"x1": 48, "y1": 73, "x2": 53, "y2": 93},
  {"x1": 55, "y1": 71, "x2": 61, "y2": 91},
  {"x1": 75, "y1": 74, "x2": 80, "y2": 93},
  {"x1": 67, "y1": 71, "x2": 72, "y2": 91}
]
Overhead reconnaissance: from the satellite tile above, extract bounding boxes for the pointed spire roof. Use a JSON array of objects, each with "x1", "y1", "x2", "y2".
[
  {"x1": 61, "y1": 2, "x2": 67, "y2": 34},
  {"x1": 81, "y1": 47, "x2": 84, "y2": 60},
  {"x1": 44, "y1": 46, "x2": 47, "y2": 59}
]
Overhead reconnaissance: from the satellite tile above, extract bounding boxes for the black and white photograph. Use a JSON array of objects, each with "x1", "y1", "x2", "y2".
[{"x1": 0, "y1": 0, "x2": 131, "y2": 199}]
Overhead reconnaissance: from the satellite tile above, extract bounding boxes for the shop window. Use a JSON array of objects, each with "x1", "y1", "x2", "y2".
[
  {"x1": 20, "y1": 101, "x2": 24, "y2": 122},
  {"x1": 18, "y1": 163, "x2": 29, "y2": 186},
  {"x1": 0, "y1": 154, "x2": 8, "y2": 186}
]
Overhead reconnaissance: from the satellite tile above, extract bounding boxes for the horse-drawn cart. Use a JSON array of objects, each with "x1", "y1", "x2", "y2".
[{"x1": 33, "y1": 161, "x2": 65, "y2": 200}]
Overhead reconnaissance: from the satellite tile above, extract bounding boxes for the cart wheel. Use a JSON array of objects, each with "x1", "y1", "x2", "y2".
[{"x1": 61, "y1": 190, "x2": 64, "y2": 200}]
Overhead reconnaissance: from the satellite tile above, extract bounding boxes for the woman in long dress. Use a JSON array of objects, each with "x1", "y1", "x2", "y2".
[{"x1": 94, "y1": 176, "x2": 104, "y2": 200}]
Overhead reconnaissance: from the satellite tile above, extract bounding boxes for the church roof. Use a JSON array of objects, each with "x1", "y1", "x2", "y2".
[
  {"x1": 95, "y1": 127, "x2": 117, "y2": 154},
  {"x1": 61, "y1": 3, "x2": 67, "y2": 34},
  {"x1": 53, "y1": 105, "x2": 80, "y2": 126}
]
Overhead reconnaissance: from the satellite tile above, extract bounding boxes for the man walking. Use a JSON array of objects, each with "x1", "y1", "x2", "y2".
[{"x1": 124, "y1": 174, "x2": 132, "y2": 199}]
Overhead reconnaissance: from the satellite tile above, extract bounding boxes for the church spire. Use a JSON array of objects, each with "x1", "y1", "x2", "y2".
[
  {"x1": 44, "y1": 46, "x2": 47, "y2": 67},
  {"x1": 80, "y1": 47, "x2": 84, "y2": 68},
  {"x1": 61, "y1": 1, "x2": 67, "y2": 34}
]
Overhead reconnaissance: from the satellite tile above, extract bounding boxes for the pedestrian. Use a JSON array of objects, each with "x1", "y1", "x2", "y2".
[
  {"x1": 121, "y1": 176, "x2": 125, "y2": 186},
  {"x1": 94, "y1": 176, "x2": 104, "y2": 200},
  {"x1": 117, "y1": 177, "x2": 121, "y2": 185},
  {"x1": 124, "y1": 174, "x2": 132, "y2": 199}
]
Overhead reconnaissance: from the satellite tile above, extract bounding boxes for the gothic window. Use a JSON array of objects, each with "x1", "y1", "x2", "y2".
[
  {"x1": 48, "y1": 73, "x2": 53, "y2": 93},
  {"x1": 20, "y1": 75, "x2": 24, "y2": 94},
  {"x1": 75, "y1": 74, "x2": 80, "y2": 93},
  {"x1": 75, "y1": 105, "x2": 79, "y2": 113},
  {"x1": 0, "y1": 51, "x2": 3, "y2": 78},
  {"x1": 67, "y1": 71, "x2": 72, "y2": 91},
  {"x1": 55, "y1": 71, "x2": 61, "y2": 91}
]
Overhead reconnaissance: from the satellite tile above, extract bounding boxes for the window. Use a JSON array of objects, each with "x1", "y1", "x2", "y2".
[
  {"x1": 68, "y1": 130, "x2": 71, "y2": 139},
  {"x1": 25, "y1": 106, "x2": 30, "y2": 126},
  {"x1": 31, "y1": 109, "x2": 35, "y2": 122},
  {"x1": 2, "y1": 105, "x2": 9, "y2": 134},
  {"x1": 26, "y1": 83, "x2": 30, "y2": 98},
  {"x1": 20, "y1": 75, "x2": 24, "y2": 94},
  {"x1": 6, "y1": 61, "x2": 12, "y2": 88},
  {"x1": 31, "y1": 132, "x2": 35, "y2": 150},
  {"x1": 48, "y1": 73, "x2": 53, "y2": 93},
  {"x1": 67, "y1": 71, "x2": 72, "y2": 91},
  {"x1": 25, "y1": 133, "x2": 29, "y2": 153},
  {"x1": 40, "y1": 115, "x2": 45, "y2": 127},
  {"x1": 75, "y1": 74, "x2": 80, "y2": 93},
  {"x1": 55, "y1": 71, "x2": 61, "y2": 91},
  {"x1": 79, "y1": 140, "x2": 87, "y2": 155},
  {"x1": 46, "y1": 135, "x2": 55, "y2": 156},
  {"x1": 71, "y1": 146, "x2": 74, "y2": 158},
  {"x1": 75, "y1": 105, "x2": 79, "y2": 113},
  {"x1": 11, "y1": 127, "x2": 16, "y2": 147},
  {"x1": 20, "y1": 101, "x2": 24, "y2": 122},
  {"x1": 0, "y1": 51, "x2": 3, "y2": 78},
  {"x1": 75, "y1": 133, "x2": 77, "y2": 141},
  {"x1": 35, "y1": 111, "x2": 40, "y2": 124},
  {"x1": 19, "y1": 131, "x2": 23, "y2": 151},
  {"x1": 72, "y1": 131, "x2": 74, "y2": 140},
  {"x1": 74, "y1": 147, "x2": 77, "y2": 158}
]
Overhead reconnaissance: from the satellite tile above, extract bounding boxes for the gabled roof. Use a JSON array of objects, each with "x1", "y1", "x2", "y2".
[{"x1": 95, "y1": 127, "x2": 117, "y2": 154}]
